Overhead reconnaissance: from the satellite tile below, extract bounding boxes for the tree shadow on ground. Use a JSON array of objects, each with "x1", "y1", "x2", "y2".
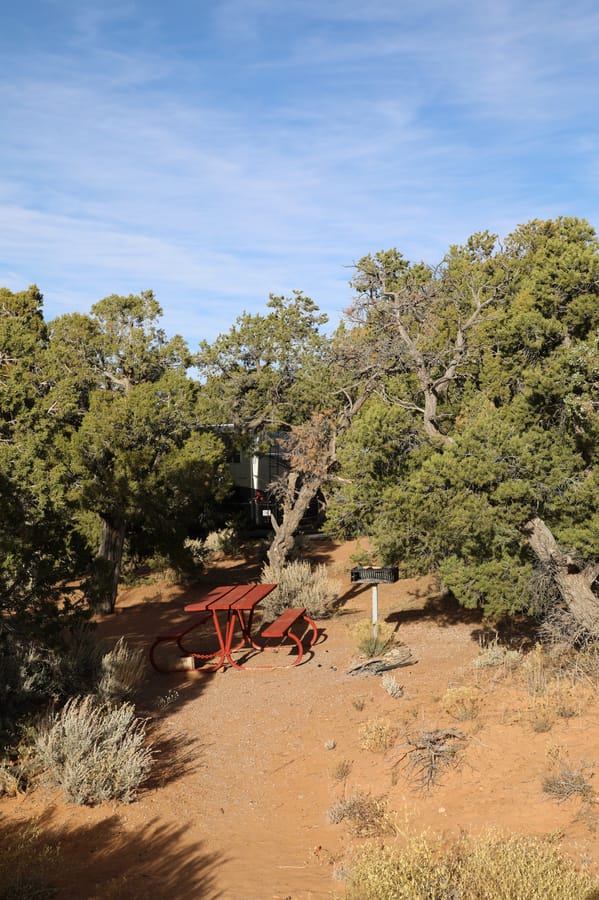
[
  {"x1": 95, "y1": 584, "x2": 215, "y2": 719},
  {"x1": 328, "y1": 584, "x2": 366, "y2": 615},
  {"x1": 294, "y1": 535, "x2": 350, "y2": 568},
  {"x1": 386, "y1": 589, "x2": 485, "y2": 629},
  {"x1": 470, "y1": 617, "x2": 540, "y2": 651},
  {"x1": 0, "y1": 808, "x2": 224, "y2": 899},
  {"x1": 145, "y1": 724, "x2": 203, "y2": 791},
  {"x1": 386, "y1": 588, "x2": 539, "y2": 650}
]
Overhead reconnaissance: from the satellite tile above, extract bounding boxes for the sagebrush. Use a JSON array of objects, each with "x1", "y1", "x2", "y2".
[
  {"x1": 260, "y1": 560, "x2": 339, "y2": 620},
  {"x1": 33, "y1": 696, "x2": 153, "y2": 805},
  {"x1": 96, "y1": 638, "x2": 145, "y2": 702}
]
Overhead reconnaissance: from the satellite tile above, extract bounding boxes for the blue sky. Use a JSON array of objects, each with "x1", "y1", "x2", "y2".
[{"x1": 2, "y1": 0, "x2": 599, "y2": 347}]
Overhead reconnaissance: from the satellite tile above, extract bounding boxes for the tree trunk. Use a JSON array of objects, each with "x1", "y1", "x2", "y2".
[
  {"x1": 266, "y1": 475, "x2": 320, "y2": 577},
  {"x1": 91, "y1": 517, "x2": 126, "y2": 614},
  {"x1": 523, "y1": 517, "x2": 599, "y2": 635}
]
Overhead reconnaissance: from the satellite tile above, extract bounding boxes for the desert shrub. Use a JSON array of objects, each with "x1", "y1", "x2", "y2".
[
  {"x1": 182, "y1": 536, "x2": 211, "y2": 565},
  {"x1": 1, "y1": 629, "x2": 144, "y2": 734},
  {"x1": 391, "y1": 727, "x2": 467, "y2": 791},
  {"x1": 96, "y1": 638, "x2": 145, "y2": 702},
  {"x1": 381, "y1": 673, "x2": 404, "y2": 698},
  {"x1": 203, "y1": 527, "x2": 240, "y2": 557},
  {"x1": 473, "y1": 638, "x2": 522, "y2": 671},
  {"x1": 543, "y1": 748, "x2": 595, "y2": 804},
  {"x1": 359, "y1": 717, "x2": 397, "y2": 752},
  {"x1": 260, "y1": 560, "x2": 340, "y2": 620},
  {"x1": 33, "y1": 696, "x2": 153, "y2": 805},
  {"x1": 351, "y1": 619, "x2": 395, "y2": 657},
  {"x1": 443, "y1": 686, "x2": 480, "y2": 721},
  {"x1": 327, "y1": 790, "x2": 395, "y2": 836},
  {"x1": 1, "y1": 623, "x2": 103, "y2": 728},
  {"x1": 345, "y1": 832, "x2": 599, "y2": 899}
]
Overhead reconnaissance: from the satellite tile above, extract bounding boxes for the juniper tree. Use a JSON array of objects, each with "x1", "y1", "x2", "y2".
[{"x1": 330, "y1": 219, "x2": 599, "y2": 631}]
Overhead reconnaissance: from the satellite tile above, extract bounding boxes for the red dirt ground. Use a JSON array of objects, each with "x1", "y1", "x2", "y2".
[{"x1": 3, "y1": 538, "x2": 599, "y2": 899}]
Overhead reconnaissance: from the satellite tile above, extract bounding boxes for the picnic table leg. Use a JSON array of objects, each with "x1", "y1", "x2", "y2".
[
  {"x1": 206, "y1": 610, "x2": 229, "y2": 671},
  {"x1": 226, "y1": 620, "x2": 309, "y2": 670},
  {"x1": 231, "y1": 609, "x2": 262, "y2": 649}
]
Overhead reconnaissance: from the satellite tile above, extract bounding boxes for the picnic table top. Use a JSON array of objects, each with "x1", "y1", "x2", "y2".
[{"x1": 184, "y1": 583, "x2": 277, "y2": 612}]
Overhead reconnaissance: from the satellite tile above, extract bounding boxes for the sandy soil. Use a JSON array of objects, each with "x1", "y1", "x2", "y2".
[{"x1": 3, "y1": 538, "x2": 599, "y2": 899}]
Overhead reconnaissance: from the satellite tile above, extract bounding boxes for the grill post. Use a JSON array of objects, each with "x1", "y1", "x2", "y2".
[{"x1": 350, "y1": 566, "x2": 399, "y2": 639}]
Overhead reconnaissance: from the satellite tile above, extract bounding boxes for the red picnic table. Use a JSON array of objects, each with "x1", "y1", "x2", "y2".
[{"x1": 149, "y1": 584, "x2": 318, "y2": 673}]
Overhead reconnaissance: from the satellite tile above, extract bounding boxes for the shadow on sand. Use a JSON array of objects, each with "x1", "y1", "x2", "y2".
[{"x1": 0, "y1": 808, "x2": 224, "y2": 899}]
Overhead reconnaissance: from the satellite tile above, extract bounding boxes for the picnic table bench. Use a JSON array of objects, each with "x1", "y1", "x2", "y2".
[{"x1": 149, "y1": 584, "x2": 318, "y2": 672}]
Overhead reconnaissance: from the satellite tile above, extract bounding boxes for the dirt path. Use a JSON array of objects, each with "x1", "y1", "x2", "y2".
[{"x1": 3, "y1": 539, "x2": 599, "y2": 898}]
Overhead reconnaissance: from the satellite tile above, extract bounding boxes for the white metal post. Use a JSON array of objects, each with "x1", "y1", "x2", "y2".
[{"x1": 372, "y1": 583, "x2": 378, "y2": 639}]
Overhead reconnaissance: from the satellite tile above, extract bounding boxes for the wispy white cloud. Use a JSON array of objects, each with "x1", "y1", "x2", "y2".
[{"x1": 2, "y1": 0, "x2": 599, "y2": 346}]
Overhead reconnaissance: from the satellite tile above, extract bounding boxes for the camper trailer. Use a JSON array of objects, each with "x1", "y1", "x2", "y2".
[
  {"x1": 226, "y1": 432, "x2": 323, "y2": 531},
  {"x1": 227, "y1": 433, "x2": 286, "y2": 527}
]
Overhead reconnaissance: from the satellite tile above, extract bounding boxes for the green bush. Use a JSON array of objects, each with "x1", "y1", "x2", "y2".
[
  {"x1": 33, "y1": 696, "x2": 153, "y2": 805},
  {"x1": 346, "y1": 832, "x2": 599, "y2": 899},
  {"x1": 0, "y1": 622, "x2": 102, "y2": 722}
]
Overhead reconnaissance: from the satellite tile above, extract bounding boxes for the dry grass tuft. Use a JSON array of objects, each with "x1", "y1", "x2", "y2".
[
  {"x1": 351, "y1": 619, "x2": 396, "y2": 658},
  {"x1": 443, "y1": 685, "x2": 481, "y2": 721},
  {"x1": 359, "y1": 717, "x2": 397, "y2": 753},
  {"x1": 521, "y1": 643, "x2": 551, "y2": 696},
  {"x1": 327, "y1": 790, "x2": 395, "y2": 837},
  {"x1": 345, "y1": 831, "x2": 599, "y2": 899},
  {"x1": 474, "y1": 637, "x2": 522, "y2": 672},
  {"x1": 543, "y1": 748, "x2": 595, "y2": 804},
  {"x1": 97, "y1": 638, "x2": 145, "y2": 702},
  {"x1": 330, "y1": 759, "x2": 353, "y2": 783}
]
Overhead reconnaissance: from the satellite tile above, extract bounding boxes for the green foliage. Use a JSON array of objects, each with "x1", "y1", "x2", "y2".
[
  {"x1": 326, "y1": 399, "x2": 419, "y2": 538},
  {"x1": 196, "y1": 291, "x2": 330, "y2": 431},
  {"x1": 330, "y1": 220, "x2": 599, "y2": 622}
]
